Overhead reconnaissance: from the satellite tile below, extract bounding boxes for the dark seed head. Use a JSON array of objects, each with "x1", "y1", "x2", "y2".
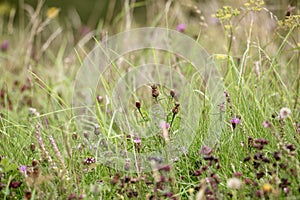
[
  {"x1": 256, "y1": 171, "x2": 264, "y2": 179},
  {"x1": 32, "y1": 159, "x2": 38, "y2": 167},
  {"x1": 30, "y1": 143, "x2": 36, "y2": 151},
  {"x1": 273, "y1": 151, "x2": 281, "y2": 161},
  {"x1": 96, "y1": 95, "x2": 103, "y2": 103},
  {"x1": 262, "y1": 157, "x2": 270, "y2": 163},
  {"x1": 135, "y1": 101, "x2": 141, "y2": 109},
  {"x1": 243, "y1": 156, "x2": 251, "y2": 162},
  {"x1": 170, "y1": 89, "x2": 176, "y2": 98}
]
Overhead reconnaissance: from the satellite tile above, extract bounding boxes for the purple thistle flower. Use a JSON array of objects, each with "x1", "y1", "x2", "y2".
[
  {"x1": 133, "y1": 136, "x2": 141, "y2": 144},
  {"x1": 176, "y1": 23, "x2": 186, "y2": 32},
  {"x1": 262, "y1": 120, "x2": 270, "y2": 128},
  {"x1": 231, "y1": 117, "x2": 241, "y2": 124},
  {"x1": 19, "y1": 165, "x2": 27, "y2": 174},
  {"x1": 1, "y1": 40, "x2": 9, "y2": 52},
  {"x1": 231, "y1": 117, "x2": 241, "y2": 129}
]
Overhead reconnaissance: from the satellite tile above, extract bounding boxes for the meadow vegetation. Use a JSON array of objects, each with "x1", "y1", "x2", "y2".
[{"x1": 0, "y1": 0, "x2": 300, "y2": 199}]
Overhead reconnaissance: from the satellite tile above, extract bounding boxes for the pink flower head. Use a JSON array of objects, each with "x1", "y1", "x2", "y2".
[
  {"x1": 1, "y1": 40, "x2": 9, "y2": 52},
  {"x1": 176, "y1": 23, "x2": 186, "y2": 32},
  {"x1": 231, "y1": 117, "x2": 241, "y2": 129},
  {"x1": 19, "y1": 165, "x2": 27, "y2": 174},
  {"x1": 159, "y1": 121, "x2": 170, "y2": 129},
  {"x1": 133, "y1": 136, "x2": 141, "y2": 144},
  {"x1": 199, "y1": 145, "x2": 212, "y2": 155},
  {"x1": 262, "y1": 120, "x2": 270, "y2": 128},
  {"x1": 230, "y1": 117, "x2": 241, "y2": 124}
]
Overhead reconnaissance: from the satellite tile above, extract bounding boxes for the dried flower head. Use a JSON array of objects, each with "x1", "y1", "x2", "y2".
[
  {"x1": 227, "y1": 177, "x2": 242, "y2": 190},
  {"x1": 279, "y1": 107, "x2": 291, "y2": 119}
]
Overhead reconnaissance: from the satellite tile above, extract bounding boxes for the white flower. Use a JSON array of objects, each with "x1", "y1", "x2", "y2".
[
  {"x1": 227, "y1": 177, "x2": 242, "y2": 190},
  {"x1": 279, "y1": 107, "x2": 291, "y2": 119},
  {"x1": 28, "y1": 107, "x2": 40, "y2": 117}
]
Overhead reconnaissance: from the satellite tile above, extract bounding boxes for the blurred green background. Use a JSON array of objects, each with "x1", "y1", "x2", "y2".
[{"x1": 1, "y1": 0, "x2": 298, "y2": 26}]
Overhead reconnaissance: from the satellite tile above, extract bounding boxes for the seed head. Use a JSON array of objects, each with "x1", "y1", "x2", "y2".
[
  {"x1": 279, "y1": 107, "x2": 291, "y2": 119},
  {"x1": 151, "y1": 84, "x2": 159, "y2": 98},
  {"x1": 135, "y1": 101, "x2": 141, "y2": 109},
  {"x1": 227, "y1": 177, "x2": 242, "y2": 190}
]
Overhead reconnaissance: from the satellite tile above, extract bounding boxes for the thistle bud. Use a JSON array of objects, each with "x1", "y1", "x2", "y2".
[{"x1": 135, "y1": 101, "x2": 141, "y2": 109}]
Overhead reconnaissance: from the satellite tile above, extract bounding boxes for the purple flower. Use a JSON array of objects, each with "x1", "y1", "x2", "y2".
[
  {"x1": 176, "y1": 23, "x2": 186, "y2": 32},
  {"x1": 231, "y1": 117, "x2": 241, "y2": 129},
  {"x1": 199, "y1": 145, "x2": 212, "y2": 155},
  {"x1": 159, "y1": 121, "x2": 170, "y2": 129},
  {"x1": 262, "y1": 120, "x2": 270, "y2": 128},
  {"x1": 1, "y1": 40, "x2": 9, "y2": 52},
  {"x1": 133, "y1": 136, "x2": 141, "y2": 144},
  {"x1": 230, "y1": 117, "x2": 241, "y2": 124},
  {"x1": 19, "y1": 165, "x2": 27, "y2": 174}
]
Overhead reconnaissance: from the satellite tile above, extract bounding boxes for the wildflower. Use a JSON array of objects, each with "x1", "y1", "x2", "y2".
[
  {"x1": 94, "y1": 124, "x2": 100, "y2": 135},
  {"x1": 170, "y1": 89, "x2": 176, "y2": 98},
  {"x1": 231, "y1": 117, "x2": 240, "y2": 124},
  {"x1": 215, "y1": 54, "x2": 228, "y2": 60},
  {"x1": 133, "y1": 136, "x2": 141, "y2": 144},
  {"x1": 135, "y1": 101, "x2": 141, "y2": 109},
  {"x1": 30, "y1": 143, "x2": 36, "y2": 151},
  {"x1": 176, "y1": 23, "x2": 186, "y2": 32},
  {"x1": 279, "y1": 107, "x2": 291, "y2": 119},
  {"x1": 244, "y1": 178, "x2": 252, "y2": 185},
  {"x1": 46, "y1": 7, "x2": 59, "y2": 19},
  {"x1": 19, "y1": 165, "x2": 27, "y2": 174},
  {"x1": 1, "y1": 40, "x2": 9, "y2": 52},
  {"x1": 83, "y1": 131, "x2": 89, "y2": 139},
  {"x1": 28, "y1": 107, "x2": 40, "y2": 117},
  {"x1": 96, "y1": 95, "x2": 103, "y2": 103},
  {"x1": 9, "y1": 181, "x2": 22, "y2": 188},
  {"x1": 83, "y1": 157, "x2": 96, "y2": 165},
  {"x1": 227, "y1": 177, "x2": 242, "y2": 190},
  {"x1": 254, "y1": 138, "x2": 269, "y2": 145},
  {"x1": 188, "y1": 188, "x2": 194, "y2": 194},
  {"x1": 199, "y1": 145, "x2": 212, "y2": 155},
  {"x1": 151, "y1": 84, "x2": 159, "y2": 98},
  {"x1": 172, "y1": 102, "x2": 180, "y2": 114},
  {"x1": 230, "y1": 117, "x2": 241, "y2": 129},
  {"x1": 158, "y1": 165, "x2": 171, "y2": 172},
  {"x1": 233, "y1": 172, "x2": 243, "y2": 177},
  {"x1": 262, "y1": 183, "x2": 272, "y2": 193},
  {"x1": 160, "y1": 120, "x2": 170, "y2": 143},
  {"x1": 285, "y1": 144, "x2": 296, "y2": 151},
  {"x1": 262, "y1": 120, "x2": 270, "y2": 128},
  {"x1": 159, "y1": 121, "x2": 170, "y2": 129}
]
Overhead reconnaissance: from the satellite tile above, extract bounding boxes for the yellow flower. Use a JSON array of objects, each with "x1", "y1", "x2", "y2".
[
  {"x1": 214, "y1": 54, "x2": 228, "y2": 60},
  {"x1": 188, "y1": 188, "x2": 194, "y2": 194},
  {"x1": 47, "y1": 7, "x2": 59, "y2": 19},
  {"x1": 262, "y1": 183, "x2": 272, "y2": 193}
]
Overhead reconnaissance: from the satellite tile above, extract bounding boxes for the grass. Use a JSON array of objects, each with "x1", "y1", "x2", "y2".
[{"x1": 0, "y1": 0, "x2": 300, "y2": 199}]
